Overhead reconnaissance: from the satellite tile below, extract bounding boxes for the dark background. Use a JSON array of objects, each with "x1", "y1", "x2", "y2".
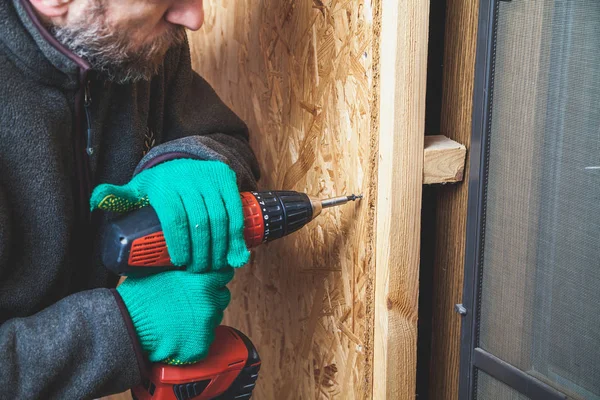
[{"x1": 418, "y1": 2, "x2": 447, "y2": 398}]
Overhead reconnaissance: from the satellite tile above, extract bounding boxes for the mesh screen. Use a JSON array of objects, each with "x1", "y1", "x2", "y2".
[
  {"x1": 478, "y1": 1, "x2": 600, "y2": 399},
  {"x1": 477, "y1": 370, "x2": 530, "y2": 400}
]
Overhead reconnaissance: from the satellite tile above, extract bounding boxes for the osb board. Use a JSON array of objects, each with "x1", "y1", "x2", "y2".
[{"x1": 188, "y1": 1, "x2": 378, "y2": 399}]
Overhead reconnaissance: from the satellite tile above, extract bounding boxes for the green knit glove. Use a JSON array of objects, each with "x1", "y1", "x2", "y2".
[
  {"x1": 117, "y1": 268, "x2": 234, "y2": 364},
  {"x1": 90, "y1": 159, "x2": 249, "y2": 273}
]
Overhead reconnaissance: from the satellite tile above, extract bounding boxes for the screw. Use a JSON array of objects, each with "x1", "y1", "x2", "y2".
[{"x1": 455, "y1": 304, "x2": 467, "y2": 316}]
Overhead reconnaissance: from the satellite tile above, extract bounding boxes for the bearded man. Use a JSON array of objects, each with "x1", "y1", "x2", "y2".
[{"x1": 0, "y1": 0, "x2": 260, "y2": 398}]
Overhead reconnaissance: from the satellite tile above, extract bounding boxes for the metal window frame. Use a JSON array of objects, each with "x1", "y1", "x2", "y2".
[
  {"x1": 457, "y1": 0, "x2": 570, "y2": 399},
  {"x1": 457, "y1": 0, "x2": 497, "y2": 395}
]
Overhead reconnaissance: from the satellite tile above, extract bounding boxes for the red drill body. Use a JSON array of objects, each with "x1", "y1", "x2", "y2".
[{"x1": 102, "y1": 190, "x2": 360, "y2": 277}]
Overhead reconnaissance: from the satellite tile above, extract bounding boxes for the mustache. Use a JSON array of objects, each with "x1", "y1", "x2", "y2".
[{"x1": 137, "y1": 26, "x2": 188, "y2": 60}]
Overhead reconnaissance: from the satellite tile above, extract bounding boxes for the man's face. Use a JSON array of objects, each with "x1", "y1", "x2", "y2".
[{"x1": 51, "y1": 0, "x2": 204, "y2": 83}]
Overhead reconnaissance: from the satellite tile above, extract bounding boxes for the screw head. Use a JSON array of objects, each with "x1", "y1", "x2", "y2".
[{"x1": 455, "y1": 304, "x2": 468, "y2": 316}]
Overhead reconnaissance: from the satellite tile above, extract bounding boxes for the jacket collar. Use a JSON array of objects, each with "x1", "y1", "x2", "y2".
[{"x1": 0, "y1": 0, "x2": 90, "y2": 90}]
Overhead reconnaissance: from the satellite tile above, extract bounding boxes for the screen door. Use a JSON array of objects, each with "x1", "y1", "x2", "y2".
[{"x1": 459, "y1": 0, "x2": 600, "y2": 399}]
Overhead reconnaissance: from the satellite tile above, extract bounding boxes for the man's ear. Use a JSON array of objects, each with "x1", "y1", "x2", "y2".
[{"x1": 29, "y1": 0, "x2": 71, "y2": 18}]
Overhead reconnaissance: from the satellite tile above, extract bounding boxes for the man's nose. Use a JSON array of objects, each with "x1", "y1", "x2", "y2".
[{"x1": 165, "y1": 0, "x2": 205, "y2": 31}]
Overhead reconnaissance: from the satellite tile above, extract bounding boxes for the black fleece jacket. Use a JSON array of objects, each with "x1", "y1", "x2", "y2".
[{"x1": 0, "y1": 1, "x2": 260, "y2": 399}]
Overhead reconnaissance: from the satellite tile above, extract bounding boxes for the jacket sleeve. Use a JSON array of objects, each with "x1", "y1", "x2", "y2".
[
  {"x1": 135, "y1": 41, "x2": 261, "y2": 192},
  {"x1": 0, "y1": 289, "x2": 144, "y2": 399},
  {"x1": 0, "y1": 186, "x2": 145, "y2": 399}
]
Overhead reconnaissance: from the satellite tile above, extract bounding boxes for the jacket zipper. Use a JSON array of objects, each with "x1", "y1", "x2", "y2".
[
  {"x1": 84, "y1": 81, "x2": 94, "y2": 156},
  {"x1": 73, "y1": 72, "x2": 93, "y2": 226}
]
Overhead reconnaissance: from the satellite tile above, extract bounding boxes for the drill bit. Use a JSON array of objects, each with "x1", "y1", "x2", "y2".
[{"x1": 321, "y1": 194, "x2": 363, "y2": 209}]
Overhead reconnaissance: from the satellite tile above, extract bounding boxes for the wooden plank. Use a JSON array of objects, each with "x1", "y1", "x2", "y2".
[
  {"x1": 423, "y1": 135, "x2": 467, "y2": 184},
  {"x1": 188, "y1": 1, "x2": 379, "y2": 398},
  {"x1": 428, "y1": 0, "x2": 479, "y2": 398},
  {"x1": 373, "y1": 0, "x2": 430, "y2": 398}
]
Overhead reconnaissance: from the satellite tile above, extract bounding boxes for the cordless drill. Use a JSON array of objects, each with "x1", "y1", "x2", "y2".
[{"x1": 102, "y1": 190, "x2": 361, "y2": 400}]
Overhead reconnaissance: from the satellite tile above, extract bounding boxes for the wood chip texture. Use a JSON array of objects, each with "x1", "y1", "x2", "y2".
[{"x1": 188, "y1": 1, "x2": 378, "y2": 399}]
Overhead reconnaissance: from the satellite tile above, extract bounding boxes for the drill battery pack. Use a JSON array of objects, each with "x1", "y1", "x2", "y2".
[{"x1": 132, "y1": 326, "x2": 261, "y2": 400}]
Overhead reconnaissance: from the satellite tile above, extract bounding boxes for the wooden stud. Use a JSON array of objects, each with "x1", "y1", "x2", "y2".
[
  {"x1": 423, "y1": 135, "x2": 467, "y2": 185},
  {"x1": 373, "y1": 0, "x2": 430, "y2": 398},
  {"x1": 428, "y1": 0, "x2": 479, "y2": 398}
]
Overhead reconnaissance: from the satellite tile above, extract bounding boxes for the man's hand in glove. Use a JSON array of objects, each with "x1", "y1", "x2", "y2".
[
  {"x1": 117, "y1": 268, "x2": 234, "y2": 364},
  {"x1": 90, "y1": 159, "x2": 250, "y2": 273}
]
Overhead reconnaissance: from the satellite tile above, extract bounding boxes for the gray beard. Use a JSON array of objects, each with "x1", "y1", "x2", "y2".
[{"x1": 50, "y1": 4, "x2": 187, "y2": 84}]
